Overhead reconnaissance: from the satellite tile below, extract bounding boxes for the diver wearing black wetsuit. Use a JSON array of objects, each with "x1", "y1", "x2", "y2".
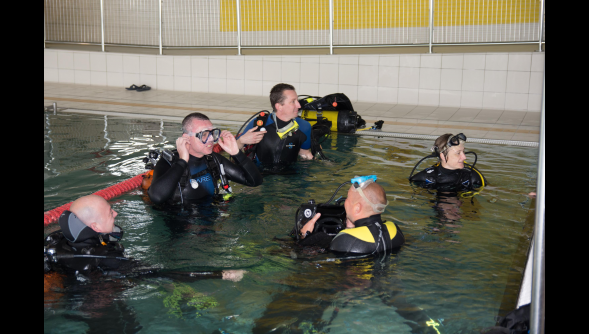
[
  {"x1": 410, "y1": 163, "x2": 485, "y2": 191},
  {"x1": 148, "y1": 149, "x2": 262, "y2": 205}
]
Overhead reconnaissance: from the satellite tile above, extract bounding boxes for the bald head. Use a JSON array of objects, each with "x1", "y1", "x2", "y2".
[
  {"x1": 69, "y1": 195, "x2": 117, "y2": 233},
  {"x1": 345, "y1": 182, "x2": 388, "y2": 224}
]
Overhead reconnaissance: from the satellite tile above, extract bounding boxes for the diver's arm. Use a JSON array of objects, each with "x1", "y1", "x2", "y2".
[
  {"x1": 409, "y1": 169, "x2": 428, "y2": 182},
  {"x1": 216, "y1": 151, "x2": 263, "y2": 186},
  {"x1": 236, "y1": 126, "x2": 266, "y2": 149},
  {"x1": 148, "y1": 158, "x2": 187, "y2": 205}
]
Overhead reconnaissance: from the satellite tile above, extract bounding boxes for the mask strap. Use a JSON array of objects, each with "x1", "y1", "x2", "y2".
[{"x1": 356, "y1": 187, "x2": 388, "y2": 213}]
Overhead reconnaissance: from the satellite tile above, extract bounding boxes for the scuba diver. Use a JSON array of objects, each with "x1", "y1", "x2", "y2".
[
  {"x1": 293, "y1": 175, "x2": 405, "y2": 255},
  {"x1": 235, "y1": 83, "x2": 314, "y2": 165},
  {"x1": 409, "y1": 133, "x2": 487, "y2": 192},
  {"x1": 147, "y1": 112, "x2": 263, "y2": 205}
]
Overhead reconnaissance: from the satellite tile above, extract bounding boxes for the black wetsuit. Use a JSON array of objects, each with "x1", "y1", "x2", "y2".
[
  {"x1": 239, "y1": 115, "x2": 312, "y2": 165},
  {"x1": 148, "y1": 150, "x2": 262, "y2": 205},
  {"x1": 410, "y1": 163, "x2": 486, "y2": 191}
]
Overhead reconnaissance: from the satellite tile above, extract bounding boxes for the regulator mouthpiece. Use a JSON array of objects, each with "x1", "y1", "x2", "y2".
[{"x1": 351, "y1": 175, "x2": 388, "y2": 213}]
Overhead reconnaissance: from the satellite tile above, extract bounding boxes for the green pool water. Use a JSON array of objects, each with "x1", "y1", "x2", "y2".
[{"x1": 44, "y1": 111, "x2": 538, "y2": 334}]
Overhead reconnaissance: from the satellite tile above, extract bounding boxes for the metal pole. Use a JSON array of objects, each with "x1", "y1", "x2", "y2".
[
  {"x1": 159, "y1": 0, "x2": 163, "y2": 55},
  {"x1": 53, "y1": 102, "x2": 57, "y2": 115},
  {"x1": 100, "y1": 0, "x2": 105, "y2": 52},
  {"x1": 530, "y1": 65, "x2": 545, "y2": 334},
  {"x1": 538, "y1": 0, "x2": 545, "y2": 52},
  {"x1": 329, "y1": 0, "x2": 334, "y2": 55},
  {"x1": 236, "y1": 0, "x2": 242, "y2": 55},
  {"x1": 429, "y1": 0, "x2": 434, "y2": 53}
]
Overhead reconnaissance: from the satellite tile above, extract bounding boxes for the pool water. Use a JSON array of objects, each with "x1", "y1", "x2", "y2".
[{"x1": 44, "y1": 112, "x2": 538, "y2": 334}]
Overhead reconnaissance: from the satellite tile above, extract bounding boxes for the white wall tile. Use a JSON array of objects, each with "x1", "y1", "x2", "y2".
[
  {"x1": 506, "y1": 71, "x2": 530, "y2": 94},
  {"x1": 174, "y1": 56, "x2": 191, "y2": 77},
  {"x1": 531, "y1": 53, "x2": 545, "y2": 72},
  {"x1": 91, "y1": 71, "x2": 107, "y2": 86},
  {"x1": 399, "y1": 67, "x2": 420, "y2": 89},
  {"x1": 156, "y1": 57, "x2": 174, "y2": 76},
  {"x1": 484, "y1": 71, "x2": 507, "y2": 92},
  {"x1": 358, "y1": 65, "x2": 379, "y2": 86},
  {"x1": 262, "y1": 61, "x2": 281, "y2": 82},
  {"x1": 482, "y1": 92, "x2": 506, "y2": 109},
  {"x1": 505, "y1": 93, "x2": 528, "y2": 111},
  {"x1": 440, "y1": 69, "x2": 462, "y2": 91},
  {"x1": 209, "y1": 58, "x2": 227, "y2": 79},
  {"x1": 106, "y1": 54, "x2": 123, "y2": 73},
  {"x1": 319, "y1": 63, "x2": 339, "y2": 85},
  {"x1": 90, "y1": 53, "x2": 107, "y2": 72},
  {"x1": 156, "y1": 75, "x2": 174, "y2": 90},
  {"x1": 140, "y1": 56, "x2": 157, "y2": 75},
  {"x1": 377, "y1": 87, "x2": 398, "y2": 104},
  {"x1": 243, "y1": 80, "x2": 263, "y2": 96},
  {"x1": 227, "y1": 58, "x2": 245, "y2": 80},
  {"x1": 191, "y1": 77, "x2": 209, "y2": 93},
  {"x1": 462, "y1": 70, "x2": 484, "y2": 91},
  {"x1": 245, "y1": 56, "x2": 264, "y2": 61},
  {"x1": 319, "y1": 83, "x2": 339, "y2": 96},
  {"x1": 106, "y1": 72, "x2": 124, "y2": 87},
  {"x1": 123, "y1": 73, "x2": 140, "y2": 86},
  {"x1": 262, "y1": 81, "x2": 275, "y2": 95},
  {"x1": 421, "y1": 54, "x2": 442, "y2": 68},
  {"x1": 338, "y1": 84, "x2": 358, "y2": 101},
  {"x1": 122, "y1": 55, "x2": 140, "y2": 74},
  {"x1": 209, "y1": 78, "x2": 227, "y2": 93},
  {"x1": 528, "y1": 72, "x2": 543, "y2": 95},
  {"x1": 461, "y1": 91, "x2": 483, "y2": 108},
  {"x1": 378, "y1": 66, "x2": 399, "y2": 88},
  {"x1": 400, "y1": 54, "x2": 420, "y2": 67},
  {"x1": 73, "y1": 53, "x2": 90, "y2": 71},
  {"x1": 44, "y1": 50, "x2": 58, "y2": 68},
  {"x1": 463, "y1": 54, "x2": 485, "y2": 70},
  {"x1": 264, "y1": 56, "x2": 282, "y2": 62},
  {"x1": 44, "y1": 68, "x2": 59, "y2": 82},
  {"x1": 527, "y1": 94, "x2": 542, "y2": 111},
  {"x1": 282, "y1": 62, "x2": 301, "y2": 83},
  {"x1": 357, "y1": 86, "x2": 378, "y2": 102},
  {"x1": 508, "y1": 53, "x2": 532, "y2": 71},
  {"x1": 282, "y1": 56, "x2": 300, "y2": 63},
  {"x1": 300, "y1": 56, "x2": 319, "y2": 64},
  {"x1": 397, "y1": 88, "x2": 419, "y2": 105},
  {"x1": 298, "y1": 82, "x2": 319, "y2": 96},
  {"x1": 300, "y1": 62, "x2": 319, "y2": 83},
  {"x1": 58, "y1": 69, "x2": 75, "y2": 83},
  {"x1": 339, "y1": 56, "x2": 359, "y2": 65},
  {"x1": 140, "y1": 74, "x2": 157, "y2": 89},
  {"x1": 359, "y1": 55, "x2": 379, "y2": 66},
  {"x1": 419, "y1": 68, "x2": 441, "y2": 90},
  {"x1": 379, "y1": 55, "x2": 399, "y2": 67},
  {"x1": 338, "y1": 64, "x2": 358, "y2": 86},
  {"x1": 439, "y1": 90, "x2": 462, "y2": 107},
  {"x1": 320, "y1": 55, "x2": 339, "y2": 64},
  {"x1": 191, "y1": 57, "x2": 209, "y2": 78},
  {"x1": 174, "y1": 76, "x2": 192, "y2": 92},
  {"x1": 485, "y1": 54, "x2": 509, "y2": 71},
  {"x1": 227, "y1": 79, "x2": 245, "y2": 95},
  {"x1": 58, "y1": 52, "x2": 74, "y2": 69},
  {"x1": 441, "y1": 55, "x2": 463, "y2": 69},
  {"x1": 418, "y1": 89, "x2": 440, "y2": 106}
]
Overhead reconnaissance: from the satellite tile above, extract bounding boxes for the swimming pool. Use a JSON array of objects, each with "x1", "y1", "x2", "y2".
[{"x1": 44, "y1": 111, "x2": 538, "y2": 333}]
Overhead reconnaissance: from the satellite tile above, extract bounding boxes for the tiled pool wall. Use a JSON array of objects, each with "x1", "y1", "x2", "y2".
[{"x1": 44, "y1": 49, "x2": 544, "y2": 112}]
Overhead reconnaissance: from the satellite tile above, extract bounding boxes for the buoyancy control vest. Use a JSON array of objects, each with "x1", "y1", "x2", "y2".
[
  {"x1": 330, "y1": 215, "x2": 405, "y2": 254},
  {"x1": 410, "y1": 163, "x2": 486, "y2": 191}
]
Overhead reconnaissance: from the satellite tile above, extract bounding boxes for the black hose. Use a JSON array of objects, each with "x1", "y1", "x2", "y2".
[
  {"x1": 236, "y1": 110, "x2": 268, "y2": 137},
  {"x1": 325, "y1": 181, "x2": 351, "y2": 205},
  {"x1": 465, "y1": 151, "x2": 478, "y2": 168},
  {"x1": 408, "y1": 153, "x2": 438, "y2": 180}
]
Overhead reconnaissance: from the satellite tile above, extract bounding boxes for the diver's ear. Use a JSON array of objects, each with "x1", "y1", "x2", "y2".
[{"x1": 89, "y1": 222, "x2": 100, "y2": 232}]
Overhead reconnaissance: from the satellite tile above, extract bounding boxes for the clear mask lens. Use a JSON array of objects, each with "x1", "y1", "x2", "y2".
[{"x1": 198, "y1": 129, "x2": 221, "y2": 144}]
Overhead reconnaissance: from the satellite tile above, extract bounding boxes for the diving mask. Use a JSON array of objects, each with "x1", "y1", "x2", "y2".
[
  {"x1": 433, "y1": 133, "x2": 466, "y2": 154},
  {"x1": 273, "y1": 113, "x2": 299, "y2": 139},
  {"x1": 351, "y1": 175, "x2": 389, "y2": 213},
  {"x1": 101, "y1": 225, "x2": 124, "y2": 242}
]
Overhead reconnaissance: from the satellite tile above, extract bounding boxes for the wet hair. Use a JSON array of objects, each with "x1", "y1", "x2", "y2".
[
  {"x1": 182, "y1": 112, "x2": 210, "y2": 134},
  {"x1": 270, "y1": 83, "x2": 296, "y2": 112},
  {"x1": 433, "y1": 133, "x2": 453, "y2": 161}
]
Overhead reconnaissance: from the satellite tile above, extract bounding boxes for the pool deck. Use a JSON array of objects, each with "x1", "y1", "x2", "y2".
[{"x1": 44, "y1": 82, "x2": 540, "y2": 142}]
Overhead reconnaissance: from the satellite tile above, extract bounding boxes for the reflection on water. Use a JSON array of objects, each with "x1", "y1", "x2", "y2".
[{"x1": 44, "y1": 112, "x2": 538, "y2": 334}]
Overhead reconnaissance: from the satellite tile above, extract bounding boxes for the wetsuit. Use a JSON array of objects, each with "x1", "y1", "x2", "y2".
[
  {"x1": 239, "y1": 114, "x2": 312, "y2": 164},
  {"x1": 148, "y1": 150, "x2": 262, "y2": 205},
  {"x1": 410, "y1": 163, "x2": 486, "y2": 191},
  {"x1": 330, "y1": 215, "x2": 405, "y2": 254}
]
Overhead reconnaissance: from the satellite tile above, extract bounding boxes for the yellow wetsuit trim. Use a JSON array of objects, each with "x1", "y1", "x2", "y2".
[
  {"x1": 426, "y1": 319, "x2": 442, "y2": 334},
  {"x1": 340, "y1": 226, "x2": 374, "y2": 243},
  {"x1": 384, "y1": 221, "x2": 397, "y2": 240}
]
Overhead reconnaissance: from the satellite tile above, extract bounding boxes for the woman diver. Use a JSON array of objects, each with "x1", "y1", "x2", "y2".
[{"x1": 409, "y1": 133, "x2": 487, "y2": 191}]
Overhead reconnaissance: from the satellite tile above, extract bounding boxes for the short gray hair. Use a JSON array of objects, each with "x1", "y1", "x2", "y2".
[{"x1": 182, "y1": 113, "x2": 210, "y2": 134}]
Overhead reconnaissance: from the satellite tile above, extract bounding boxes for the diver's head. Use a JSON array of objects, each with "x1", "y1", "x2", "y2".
[
  {"x1": 70, "y1": 195, "x2": 118, "y2": 234},
  {"x1": 270, "y1": 83, "x2": 301, "y2": 122},
  {"x1": 182, "y1": 112, "x2": 217, "y2": 157},
  {"x1": 345, "y1": 176, "x2": 388, "y2": 225},
  {"x1": 433, "y1": 133, "x2": 467, "y2": 170}
]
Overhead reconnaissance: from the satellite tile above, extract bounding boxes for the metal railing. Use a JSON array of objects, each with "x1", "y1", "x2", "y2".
[{"x1": 44, "y1": 0, "x2": 545, "y2": 54}]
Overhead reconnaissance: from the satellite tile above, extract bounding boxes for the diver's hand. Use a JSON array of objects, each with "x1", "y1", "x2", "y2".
[
  {"x1": 300, "y1": 213, "x2": 321, "y2": 239},
  {"x1": 218, "y1": 130, "x2": 239, "y2": 155},
  {"x1": 237, "y1": 126, "x2": 267, "y2": 147},
  {"x1": 176, "y1": 136, "x2": 191, "y2": 162},
  {"x1": 222, "y1": 269, "x2": 246, "y2": 282},
  {"x1": 298, "y1": 148, "x2": 313, "y2": 160}
]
